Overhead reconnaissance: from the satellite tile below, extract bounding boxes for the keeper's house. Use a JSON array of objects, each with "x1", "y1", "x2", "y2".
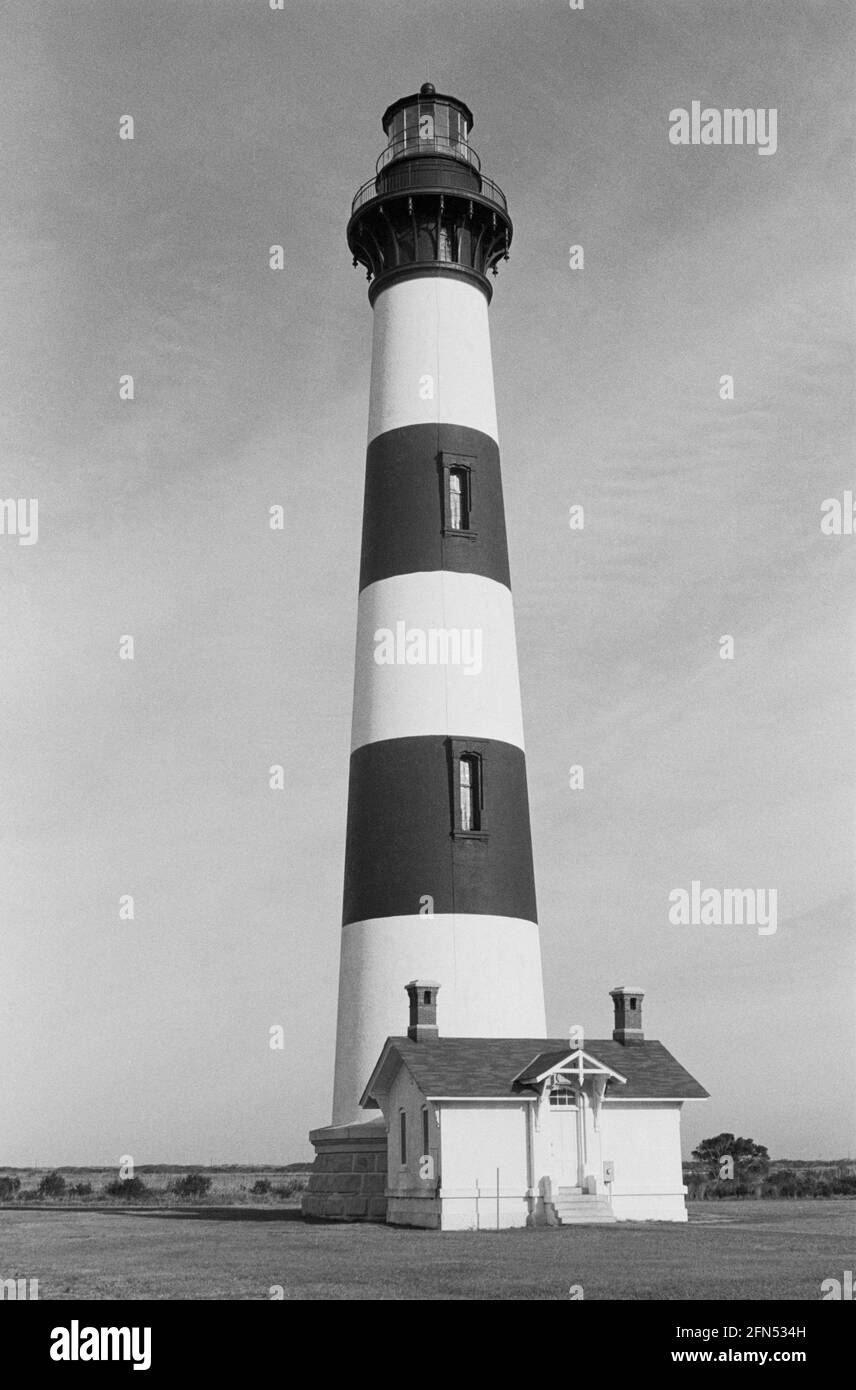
[{"x1": 359, "y1": 982, "x2": 708, "y2": 1230}]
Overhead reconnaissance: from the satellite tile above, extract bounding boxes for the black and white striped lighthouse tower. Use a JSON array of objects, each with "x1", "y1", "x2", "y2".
[{"x1": 304, "y1": 85, "x2": 546, "y2": 1219}]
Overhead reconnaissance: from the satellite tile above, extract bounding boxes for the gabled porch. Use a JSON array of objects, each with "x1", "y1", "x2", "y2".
[{"x1": 518, "y1": 1047, "x2": 627, "y2": 1225}]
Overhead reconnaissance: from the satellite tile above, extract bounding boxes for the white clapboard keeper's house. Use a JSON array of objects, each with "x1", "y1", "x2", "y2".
[{"x1": 359, "y1": 982, "x2": 708, "y2": 1230}]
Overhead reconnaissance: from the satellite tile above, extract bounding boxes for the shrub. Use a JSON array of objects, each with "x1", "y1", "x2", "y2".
[
  {"x1": 0, "y1": 1176, "x2": 21, "y2": 1200},
  {"x1": 173, "y1": 1173, "x2": 212, "y2": 1198},
  {"x1": 38, "y1": 1171, "x2": 67, "y2": 1197},
  {"x1": 767, "y1": 1171, "x2": 802, "y2": 1199},
  {"x1": 104, "y1": 1176, "x2": 148, "y2": 1198},
  {"x1": 72, "y1": 1182, "x2": 92, "y2": 1196},
  {"x1": 272, "y1": 1176, "x2": 308, "y2": 1198},
  {"x1": 250, "y1": 1179, "x2": 272, "y2": 1195}
]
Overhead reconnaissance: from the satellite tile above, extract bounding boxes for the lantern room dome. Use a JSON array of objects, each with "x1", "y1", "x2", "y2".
[{"x1": 382, "y1": 87, "x2": 474, "y2": 137}]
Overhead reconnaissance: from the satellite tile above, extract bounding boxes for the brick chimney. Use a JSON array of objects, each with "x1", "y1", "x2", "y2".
[
  {"x1": 405, "y1": 980, "x2": 441, "y2": 1042},
  {"x1": 610, "y1": 986, "x2": 645, "y2": 1045}
]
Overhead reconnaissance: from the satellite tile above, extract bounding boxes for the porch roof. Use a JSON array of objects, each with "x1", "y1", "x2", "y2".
[{"x1": 512, "y1": 1042, "x2": 707, "y2": 1096}]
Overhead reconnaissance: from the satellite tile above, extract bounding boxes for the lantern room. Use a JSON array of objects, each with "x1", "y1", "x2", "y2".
[
  {"x1": 347, "y1": 83, "x2": 513, "y2": 304},
  {"x1": 379, "y1": 84, "x2": 477, "y2": 173}
]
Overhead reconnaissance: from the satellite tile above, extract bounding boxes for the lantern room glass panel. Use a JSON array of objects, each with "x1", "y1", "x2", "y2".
[{"x1": 384, "y1": 97, "x2": 472, "y2": 165}]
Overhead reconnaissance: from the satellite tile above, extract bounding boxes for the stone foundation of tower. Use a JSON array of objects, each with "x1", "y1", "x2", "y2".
[{"x1": 301, "y1": 1119, "x2": 388, "y2": 1223}]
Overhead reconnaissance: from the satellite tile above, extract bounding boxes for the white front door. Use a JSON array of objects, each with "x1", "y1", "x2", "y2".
[{"x1": 549, "y1": 1105, "x2": 579, "y2": 1188}]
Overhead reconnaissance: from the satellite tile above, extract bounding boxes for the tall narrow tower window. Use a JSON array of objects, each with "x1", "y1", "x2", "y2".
[
  {"x1": 399, "y1": 1110, "x2": 407, "y2": 1166},
  {"x1": 448, "y1": 739, "x2": 488, "y2": 838},
  {"x1": 459, "y1": 755, "x2": 480, "y2": 831},
  {"x1": 440, "y1": 454, "x2": 475, "y2": 536},
  {"x1": 448, "y1": 470, "x2": 464, "y2": 529}
]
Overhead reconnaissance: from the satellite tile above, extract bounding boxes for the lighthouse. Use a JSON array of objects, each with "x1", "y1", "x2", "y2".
[{"x1": 304, "y1": 85, "x2": 546, "y2": 1220}]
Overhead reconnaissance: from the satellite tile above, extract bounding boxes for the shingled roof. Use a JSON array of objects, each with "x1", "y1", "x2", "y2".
[{"x1": 360, "y1": 1037, "x2": 708, "y2": 1108}]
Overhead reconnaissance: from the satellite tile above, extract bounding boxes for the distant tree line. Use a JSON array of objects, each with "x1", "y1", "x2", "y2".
[
  {"x1": 0, "y1": 1171, "x2": 200, "y2": 1201},
  {"x1": 0, "y1": 1170, "x2": 308, "y2": 1203},
  {"x1": 684, "y1": 1133, "x2": 856, "y2": 1198}
]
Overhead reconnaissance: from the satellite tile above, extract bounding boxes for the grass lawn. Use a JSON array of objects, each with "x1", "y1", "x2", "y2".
[{"x1": 0, "y1": 1199, "x2": 851, "y2": 1300}]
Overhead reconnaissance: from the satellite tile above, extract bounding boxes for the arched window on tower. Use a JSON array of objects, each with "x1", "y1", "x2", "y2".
[
  {"x1": 448, "y1": 470, "x2": 463, "y2": 529},
  {"x1": 449, "y1": 740, "x2": 487, "y2": 838},
  {"x1": 442, "y1": 458, "x2": 473, "y2": 534},
  {"x1": 459, "y1": 754, "x2": 481, "y2": 832}
]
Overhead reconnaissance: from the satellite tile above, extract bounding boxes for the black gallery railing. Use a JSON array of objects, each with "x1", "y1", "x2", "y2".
[{"x1": 351, "y1": 166, "x2": 509, "y2": 217}]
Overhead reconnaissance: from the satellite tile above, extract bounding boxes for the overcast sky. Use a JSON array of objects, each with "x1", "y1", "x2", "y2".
[{"x1": 1, "y1": 0, "x2": 853, "y2": 1167}]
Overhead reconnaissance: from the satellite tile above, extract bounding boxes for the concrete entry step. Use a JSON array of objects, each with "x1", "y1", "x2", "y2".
[{"x1": 550, "y1": 1193, "x2": 616, "y2": 1225}]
